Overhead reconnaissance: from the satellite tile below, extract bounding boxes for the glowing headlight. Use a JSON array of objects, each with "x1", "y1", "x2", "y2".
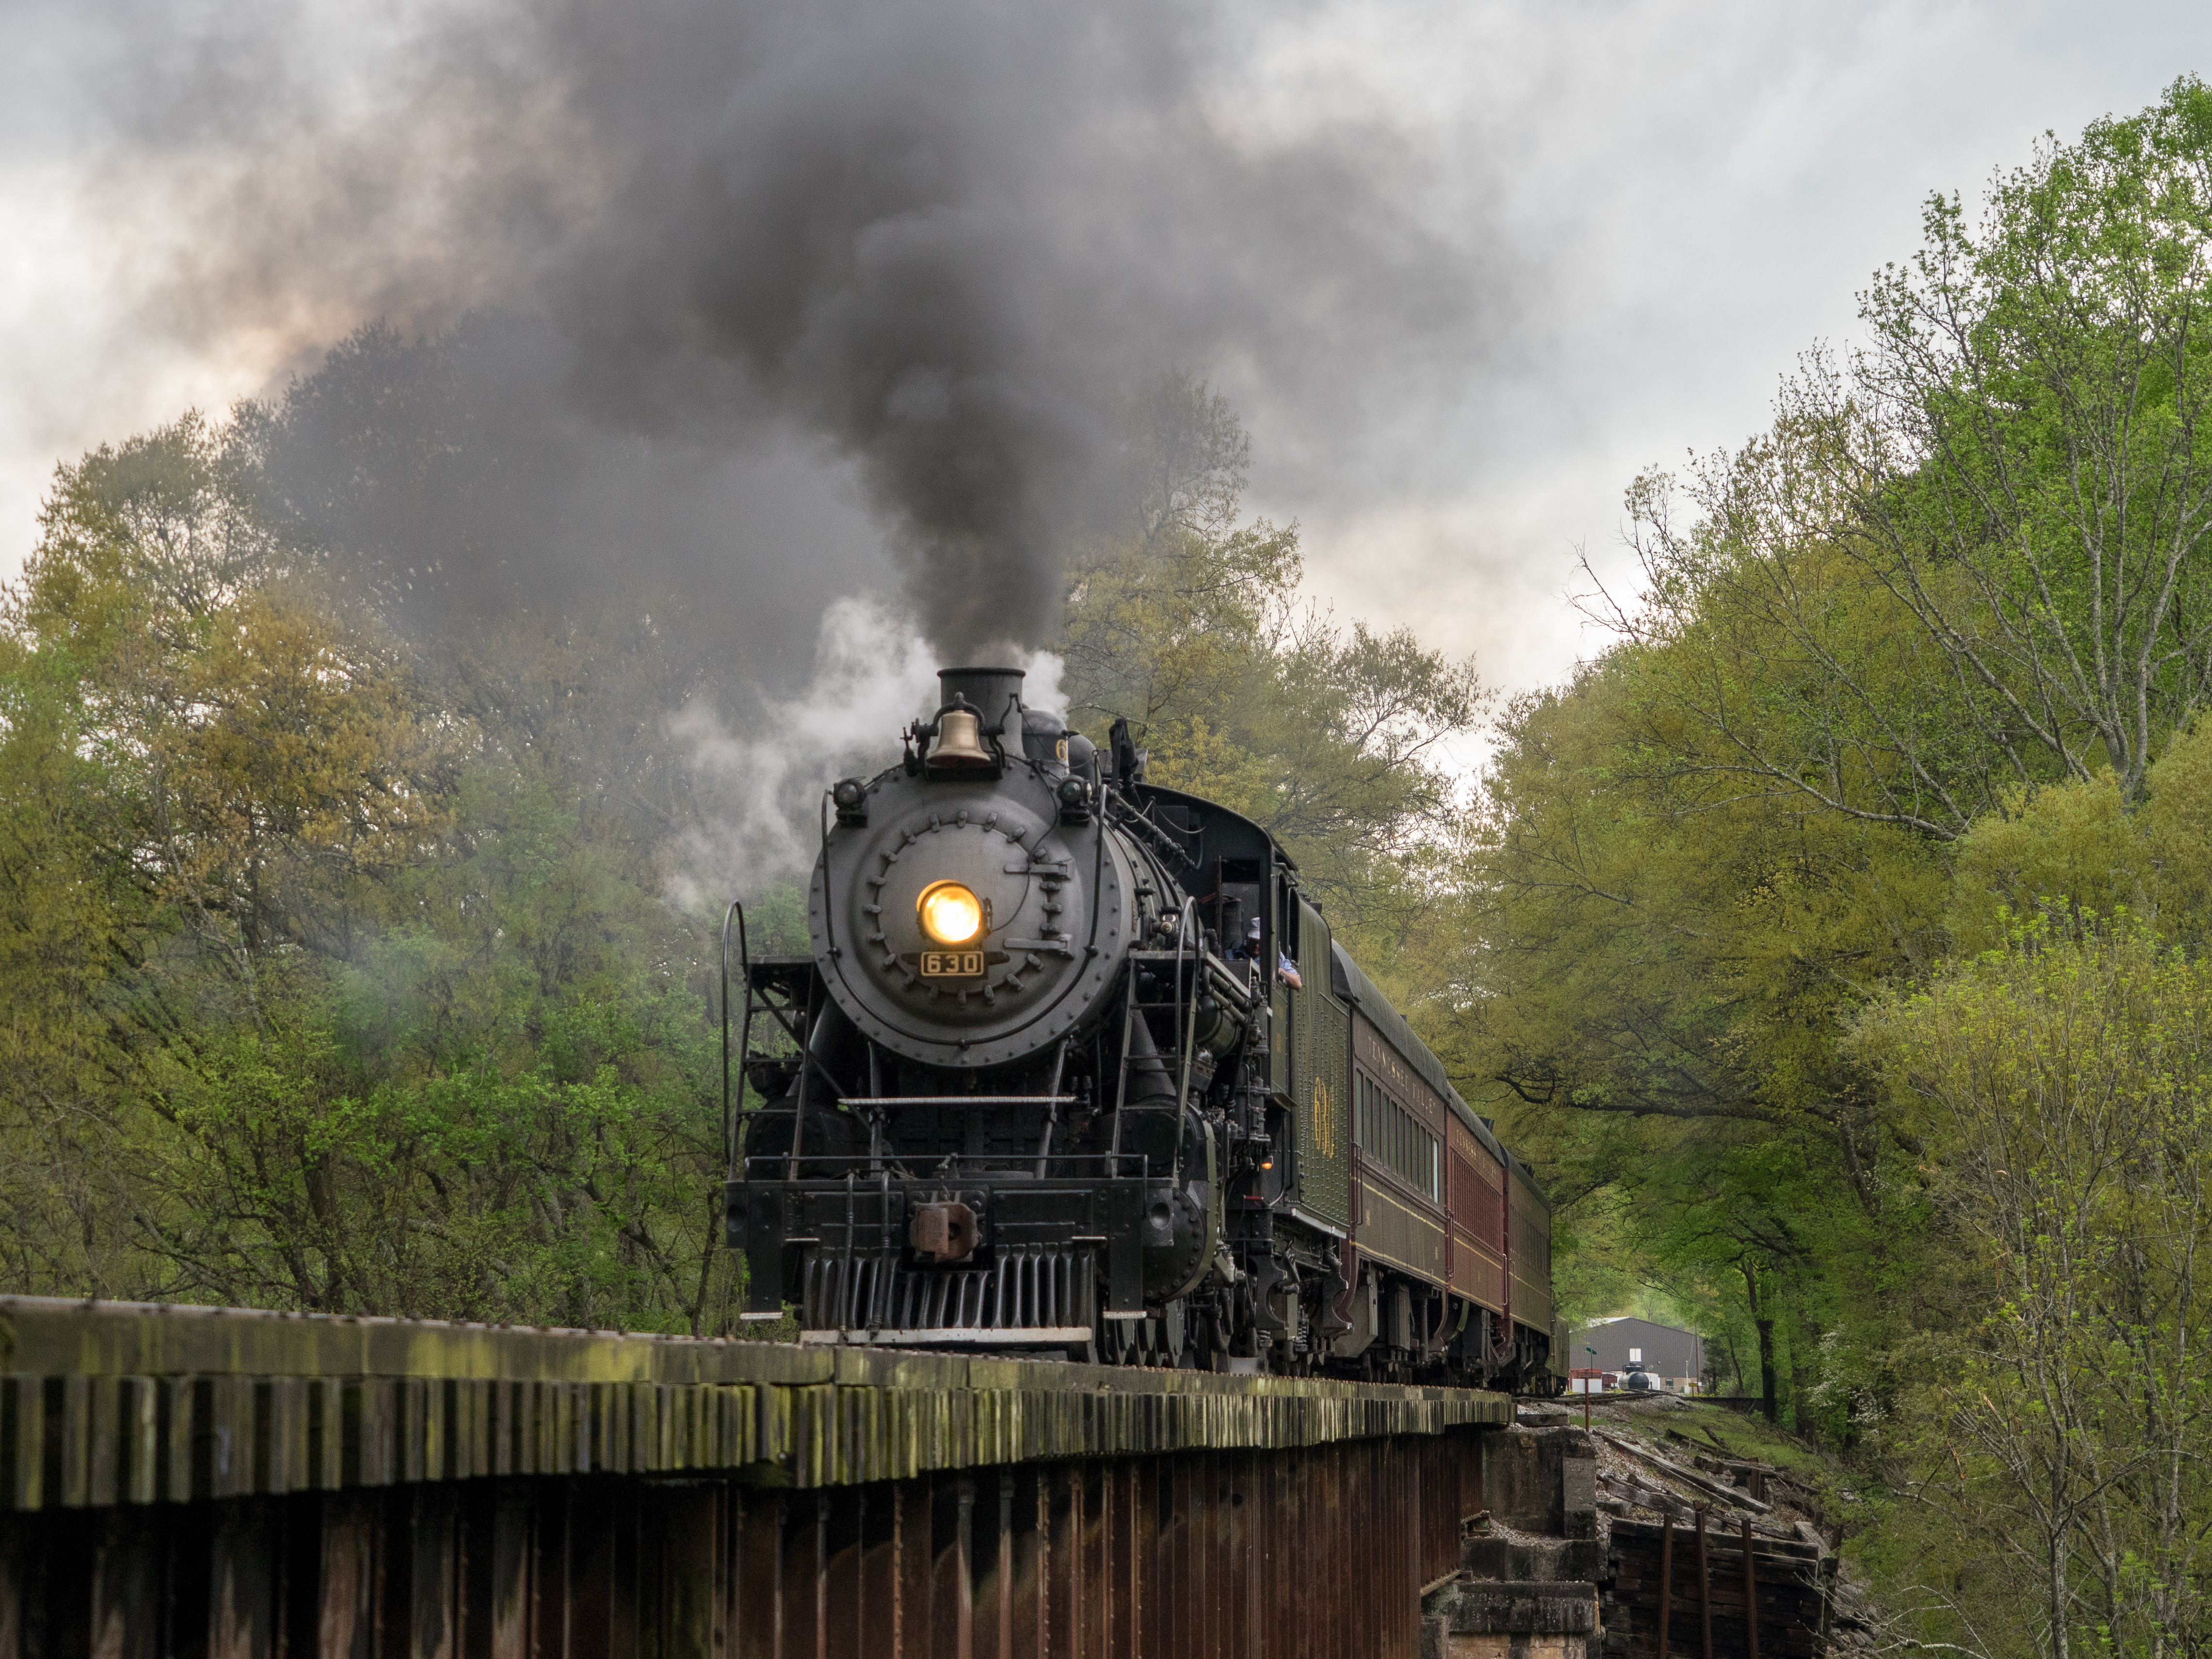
[{"x1": 918, "y1": 881, "x2": 985, "y2": 946}]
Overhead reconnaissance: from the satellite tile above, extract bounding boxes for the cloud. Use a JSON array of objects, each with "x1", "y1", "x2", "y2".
[{"x1": 32, "y1": 0, "x2": 1529, "y2": 662}]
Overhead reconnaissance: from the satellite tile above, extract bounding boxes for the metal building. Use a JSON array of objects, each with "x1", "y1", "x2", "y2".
[{"x1": 1573, "y1": 1316, "x2": 1704, "y2": 1393}]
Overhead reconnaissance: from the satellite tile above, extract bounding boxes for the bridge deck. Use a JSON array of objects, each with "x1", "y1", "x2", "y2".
[{"x1": 0, "y1": 1296, "x2": 1507, "y2": 1512}]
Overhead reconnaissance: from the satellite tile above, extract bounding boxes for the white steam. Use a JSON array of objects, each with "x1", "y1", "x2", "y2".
[{"x1": 669, "y1": 596, "x2": 1071, "y2": 910}]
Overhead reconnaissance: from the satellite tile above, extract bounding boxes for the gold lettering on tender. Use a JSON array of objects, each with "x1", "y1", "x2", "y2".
[{"x1": 1310, "y1": 1078, "x2": 1338, "y2": 1160}]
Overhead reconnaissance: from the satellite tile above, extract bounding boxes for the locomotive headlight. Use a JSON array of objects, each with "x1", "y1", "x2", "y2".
[{"x1": 918, "y1": 880, "x2": 986, "y2": 946}]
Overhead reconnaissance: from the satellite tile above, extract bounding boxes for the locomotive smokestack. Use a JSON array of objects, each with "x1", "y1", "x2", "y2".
[{"x1": 936, "y1": 667, "x2": 1025, "y2": 736}]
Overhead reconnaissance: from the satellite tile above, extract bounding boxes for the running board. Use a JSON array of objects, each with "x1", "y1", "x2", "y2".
[{"x1": 798, "y1": 1327, "x2": 1093, "y2": 1347}]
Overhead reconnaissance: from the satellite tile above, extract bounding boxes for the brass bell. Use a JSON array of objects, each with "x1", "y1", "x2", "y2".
[{"x1": 927, "y1": 701, "x2": 994, "y2": 770}]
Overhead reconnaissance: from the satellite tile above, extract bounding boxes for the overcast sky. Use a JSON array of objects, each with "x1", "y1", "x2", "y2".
[{"x1": 2, "y1": 0, "x2": 2204, "y2": 707}]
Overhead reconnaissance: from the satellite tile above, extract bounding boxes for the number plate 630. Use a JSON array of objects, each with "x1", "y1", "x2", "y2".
[{"x1": 920, "y1": 950, "x2": 985, "y2": 978}]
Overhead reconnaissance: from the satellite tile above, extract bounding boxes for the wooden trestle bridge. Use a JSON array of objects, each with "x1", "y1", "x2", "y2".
[{"x1": 0, "y1": 1298, "x2": 1517, "y2": 1659}]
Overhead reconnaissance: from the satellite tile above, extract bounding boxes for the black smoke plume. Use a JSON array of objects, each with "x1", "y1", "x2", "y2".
[{"x1": 75, "y1": 0, "x2": 1514, "y2": 660}]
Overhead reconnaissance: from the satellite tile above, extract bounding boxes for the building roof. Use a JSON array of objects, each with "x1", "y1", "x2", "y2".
[{"x1": 1583, "y1": 1316, "x2": 1699, "y2": 1337}]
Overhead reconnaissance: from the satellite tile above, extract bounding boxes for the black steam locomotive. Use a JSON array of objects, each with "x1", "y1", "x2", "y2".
[{"x1": 726, "y1": 666, "x2": 1566, "y2": 1387}]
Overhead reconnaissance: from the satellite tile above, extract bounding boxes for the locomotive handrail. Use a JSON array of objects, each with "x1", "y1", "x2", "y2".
[
  {"x1": 736, "y1": 1152, "x2": 1150, "y2": 1175},
  {"x1": 1103, "y1": 788, "x2": 1202, "y2": 869},
  {"x1": 836, "y1": 1096, "x2": 1078, "y2": 1107},
  {"x1": 816, "y1": 788, "x2": 841, "y2": 963},
  {"x1": 1081, "y1": 783, "x2": 1110, "y2": 958},
  {"x1": 1173, "y1": 896, "x2": 1200, "y2": 1125},
  {"x1": 1037, "y1": 1037, "x2": 1071, "y2": 1176},
  {"x1": 1108, "y1": 955, "x2": 1139, "y2": 1162},
  {"x1": 787, "y1": 975, "x2": 819, "y2": 1180},
  {"x1": 721, "y1": 898, "x2": 750, "y2": 1183}
]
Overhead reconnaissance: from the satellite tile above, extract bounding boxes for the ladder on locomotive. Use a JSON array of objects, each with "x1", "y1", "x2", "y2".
[{"x1": 1106, "y1": 896, "x2": 1260, "y2": 1185}]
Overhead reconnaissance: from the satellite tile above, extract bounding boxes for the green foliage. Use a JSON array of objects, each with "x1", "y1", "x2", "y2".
[
  {"x1": 1465, "y1": 631, "x2": 1951, "y2": 1428},
  {"x1": 0, "y1": 634, "x2": 150, "y2": 1296},
  {"x1": 1949, "y1": 719, "x2": 2212, "y2": 951},
  {"x1": 1616, "y1": 77, "x2": 2212, "y2": 838},
  {"x1": 1850, "y1": 922, "x2": 2212, "y2": 1656},
  {"x1": 1486, "y1": 79, "x2": 2212, "y2": 1658},
  {"x1": 0, "y1": 413, "x2": 741, "y2": 1333}
]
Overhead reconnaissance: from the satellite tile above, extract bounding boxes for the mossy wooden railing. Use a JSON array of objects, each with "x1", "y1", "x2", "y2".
[{"x1": 0, "y1": 1296, "x2": 1509, "y2": 1511}]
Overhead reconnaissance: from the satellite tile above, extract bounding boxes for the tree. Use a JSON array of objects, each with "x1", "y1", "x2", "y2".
[
  {"x1": 0, "y1": 640, "x2": 148, "y2": 1297},
  {"x1": 1616, "y1": 77, "x2": 2212, "y2": 830},
  {"x1": 0, "y1": 407, "x2": 742, "y2": 1332},
  {"x1": 1852, "y1": 921, "x2": 2212, "y2": 1659},
  {"x1": 1117, "y1": 371, "x2": 1251, "y2": 551},
  {"x1": 1474, "y1": 644, "x2": 1946, "y2": 1140},
  {"x1": 1446, "y1": 630, "x2": 1956, "y2": 1425},
  {"x1": 1063, "y1": 375, "x2": 1484, "y2": 923},
  {"x1": 1946, "y1": 716, "x2": 2212, "y2": 952},
  {"x1": 1606, "y1": 445, "x2": 2041, "y2": 838}
]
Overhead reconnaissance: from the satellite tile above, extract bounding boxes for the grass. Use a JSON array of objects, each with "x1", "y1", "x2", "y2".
[{"x1": 1668, "y1": 1402, "x2": 1841, "y2": 1480}]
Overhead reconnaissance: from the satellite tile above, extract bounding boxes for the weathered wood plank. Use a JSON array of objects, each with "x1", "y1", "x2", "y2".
[{"x1": 0, "y1": 1300, "x2": 1510, "y2": 1514}]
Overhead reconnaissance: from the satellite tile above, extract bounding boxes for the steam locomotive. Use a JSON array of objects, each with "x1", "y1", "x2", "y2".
[{"x1": 726, "y1": 666, "x2": 1566, "y2": 1387}]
